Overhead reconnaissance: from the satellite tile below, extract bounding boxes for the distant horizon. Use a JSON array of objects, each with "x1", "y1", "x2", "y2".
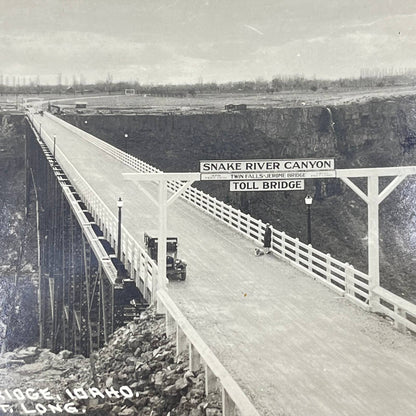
[{"x1": 2, "y1": 68, "x2": 416, "y2": 88}]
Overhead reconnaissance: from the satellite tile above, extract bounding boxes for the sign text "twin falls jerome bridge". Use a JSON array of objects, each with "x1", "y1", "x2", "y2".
[{"x1": 200, "y1": 158, "x2": 335, "y2": 192}]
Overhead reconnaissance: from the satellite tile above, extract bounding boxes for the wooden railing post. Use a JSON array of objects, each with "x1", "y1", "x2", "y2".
[
  {"x1": 189, "y1": 343, "x2": 202, "y2": 371},
  {"x1": 222, "y1": 388, "x2": 236, "y2": 416},
  {"x1": 308, "y1": 244, "x2": 313, "y2": 271},
  {"x1": 254, "y1": 221, "x2": 261, "y2": 244},
  {"x1": 139, "y1": 255, "x2": 145, "y2": 292},
  {"x1": 176, "y1": 325, "x2": 187, "y2": 358},
  {"x1": 156, "y1": 298, "x2": 165, "y2": 315},
  {"x1": 325, "y1": 253, "x2": 332, "y2": 281},
  {"x1": 151, "y1": 264, "x2": 157, "y2": 305},
  {"x1": 281, "y1": 232, "x2": 286, "y2": 258},
  {"x1": 345, "y1": 263, "x2": 354, "y2": 296},
  {"x1": 220, "y1": 201, "x2": 226, "y2": 223},
  {"x1": 165, "y1": 312, "x2": 175, "y2": 338},
  {"x1": 205, "y1": 364, "x2": 219, "y2": 395},
  {"x1": 294, "y1": 238, "x2": 300, "y2": 264},
  {"x1": 236, "y1": 209, "x2": 241, "y2": 231},
  {"x1": 394, "y1": 306, "x2": 407, "y2": 333}
]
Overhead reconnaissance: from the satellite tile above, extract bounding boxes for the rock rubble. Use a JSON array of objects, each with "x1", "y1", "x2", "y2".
[
  {"x1": 70, "y1": 307, "x2": 223, "y2": 415},
  {"x1": 0, "y1": 307, "x2": 223, "y2": 415}
]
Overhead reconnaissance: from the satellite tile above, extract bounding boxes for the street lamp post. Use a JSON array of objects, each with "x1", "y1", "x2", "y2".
[
  {"x1": 305, "y1": 195, "x2": 313, "y2": 245},
  {"x1": 124, "y1": 133, "x2": 129, "y2": 153},
  {"x1": 53, "y1": 135, "x2": 56, "y2": 160},
  {"x1": 116, "y1": 197, "x2": 124, "y2": 283},
  {"x1": 117, "y1": 197, "x2": 123, "y2": 260}
]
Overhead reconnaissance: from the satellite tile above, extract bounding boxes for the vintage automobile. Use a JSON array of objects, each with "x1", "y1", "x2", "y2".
[{"x1": 144, "y1": 233, "x2": 186, "y2": 281}]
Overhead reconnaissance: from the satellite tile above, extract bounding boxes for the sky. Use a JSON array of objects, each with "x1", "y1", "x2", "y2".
[{"x1": 1, "y1": 0, "x2": 416, "y2": 85}]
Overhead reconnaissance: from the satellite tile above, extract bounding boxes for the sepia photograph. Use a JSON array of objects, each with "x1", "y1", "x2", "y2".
[{"x1": 0, "y1": 1, "x2": 416, "y2": 415}]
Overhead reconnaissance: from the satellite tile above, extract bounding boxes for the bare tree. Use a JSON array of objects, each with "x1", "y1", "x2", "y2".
[
  {"x1": 80, "y1": 73, "x2": 86, "y2": 94},
  {"x1": 105, "y1": 73, "x2": 113, "y2": 94},
  {"x1": 57, "y1": 73, "x2": 62, "y2": 93}
]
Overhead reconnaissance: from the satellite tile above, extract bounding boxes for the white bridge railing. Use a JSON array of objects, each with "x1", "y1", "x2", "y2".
[
  {"x1": 40, "y1": 112, "x2": 416, "y2": 336},
  {"x1": 372, "y1": 287, "x2": 416, "y2": 335}
]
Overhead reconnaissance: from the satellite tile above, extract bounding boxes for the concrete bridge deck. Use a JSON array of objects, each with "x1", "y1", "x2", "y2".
[{"x1": 32, "y1": 113, "x2": 416, "y2": 416}]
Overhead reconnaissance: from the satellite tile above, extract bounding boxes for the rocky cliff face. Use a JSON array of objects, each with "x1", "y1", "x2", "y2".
[
  {"x1": 65, "y1": 97, "x2": 416, "y2": 171},
  {"x1": 0, "y1": 114, "x2": 38, "y2": 351},
  {"x1": 64, "y1": 97, "x2": 416, "y2": 302}
]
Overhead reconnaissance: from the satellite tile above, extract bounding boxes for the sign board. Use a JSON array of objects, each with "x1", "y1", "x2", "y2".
[
  {"x1": 202, "y1": 170, "x2": 336, "y2": 181},
  {"x1": 200, "y1": 158, "x2": 334, "y2": 173},
  {"x1": 230, "y1": 179, "x2": 304, "y2": 192}
]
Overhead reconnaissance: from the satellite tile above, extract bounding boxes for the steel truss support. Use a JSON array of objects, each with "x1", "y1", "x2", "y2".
[{"x1": 25, "y1": 118, "x2": 130, "y2": 356}]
